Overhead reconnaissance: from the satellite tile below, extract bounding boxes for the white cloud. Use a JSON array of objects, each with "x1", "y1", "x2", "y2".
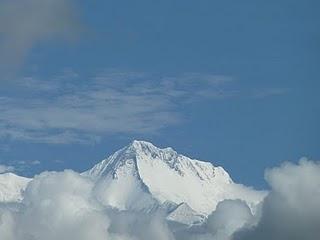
[
  {"x1": 206, "y1": 200, "x2": 254, "y2": 240},
  {"x1": 0, "y1": 165, "x2": 15, "y2": 174},
  {"x1": 3, "y1": 160, "x2": 42, "y2": 174},
  {"x1": 0, "y1": 170, "x2": 174, "y2": 240},
  {"x1": 30, "y1": 160, "x2": 41, "y2": 165},
  {"x1": 0, "y1": 158, "x2": 319, "y2": 240},
  {"x1": 0, "y1": 171, "x2": 113, "y2": 240},
  {"x1": 173, "y1": 199, "x2": 258, "y2": 240},
  {"x1": 171, "y1": 158, "x2": 320, "y2": 240},
  {"x1": 234, "y1": 158, "x2": 320, "y2": 240}
]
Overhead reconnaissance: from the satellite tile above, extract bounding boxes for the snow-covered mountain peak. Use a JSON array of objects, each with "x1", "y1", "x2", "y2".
[
  {"x1": 83, "y1": 141, "x2": 265, "y2": 216},
  {"x1": 130, "y1": 139, "x2": 160, "y2": 150},
  {"x1": 129, "y1": 140, "x2": 176, "y2": 154},
  {"x1": 126, "y1": 140, "x2": 179, "y2": 166},
  {"x1": 85, "y1": 140, "x2": 229, "y2": 183}
]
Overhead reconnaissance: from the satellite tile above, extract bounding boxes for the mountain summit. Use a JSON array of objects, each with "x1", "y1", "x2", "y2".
[{"x1": 83, "y1": 140, "x2": 264, "y2": 218}]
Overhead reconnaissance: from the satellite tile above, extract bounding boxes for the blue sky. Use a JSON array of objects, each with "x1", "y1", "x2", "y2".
[{"x1": 0, "y1": 0, "x2": 319, "y2": 188}]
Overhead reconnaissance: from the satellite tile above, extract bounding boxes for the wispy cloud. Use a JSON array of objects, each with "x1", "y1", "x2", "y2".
[
  {"x1": 0, "y1": 164, "x2": 15, "y2": 174},
  {"x1": 251, "y1": 88, "x2": 289, "y2": 99},
  {"x1": 0, "y1": 71, "x2": 234, "y2": 144},
  {"x1": 0, "y1": 159, "x2": 42, "y2": 175}
]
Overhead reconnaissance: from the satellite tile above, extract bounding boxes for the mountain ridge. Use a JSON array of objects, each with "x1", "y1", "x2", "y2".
[
  {"x1": 0, "y1": 140, "x2": 266, "y2": 225},
  {"x1": 84, "y1": 140, "x2": 264, "y2": 216}
]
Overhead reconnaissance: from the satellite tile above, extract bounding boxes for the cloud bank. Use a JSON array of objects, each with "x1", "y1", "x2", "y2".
[
  {"x1": 0, "y1": 158, "x2": 319, "y2": 240},
  {"x1": 0, "y1": 170, "x2": 174, "y2": 240},
  {"x1": 234, "y1": 158, "x2": 320, "y2": 240}
]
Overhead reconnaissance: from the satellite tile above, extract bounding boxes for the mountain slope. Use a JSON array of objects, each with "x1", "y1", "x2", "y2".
[
  {"x1": 0, "y1": 173, "x2": 31, "y2": 203},
  {"x1": 84, "y1": 140, "x2": 265, "y2": 216}
]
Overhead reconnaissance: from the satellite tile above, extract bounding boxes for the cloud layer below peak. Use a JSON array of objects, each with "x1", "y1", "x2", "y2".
[{"x1": 0, "y1": 158, "x2": 319, "y2": 240}]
